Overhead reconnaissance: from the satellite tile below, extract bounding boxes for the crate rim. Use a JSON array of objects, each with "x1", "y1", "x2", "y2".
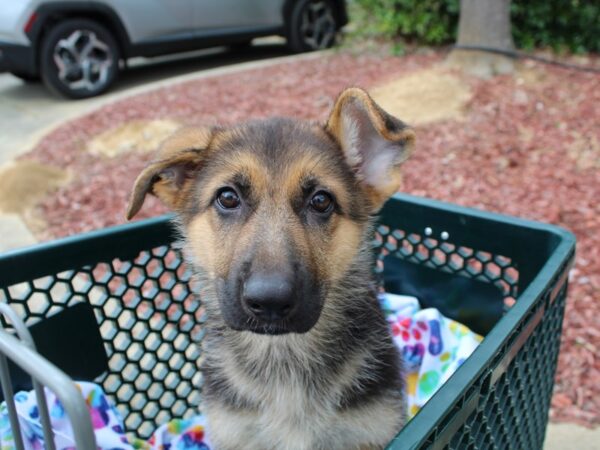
[{"x1": 391, "y1": 193, "x2": 575, "y2": 241}]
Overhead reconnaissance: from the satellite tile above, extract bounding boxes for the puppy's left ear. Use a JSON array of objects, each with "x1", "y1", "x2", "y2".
[
  {"x1": 326, "y1": 87, "x2": 415, "y2": 212},
  {"x1": 126, "y1": 127, "x2": 214, "y2": 220}
]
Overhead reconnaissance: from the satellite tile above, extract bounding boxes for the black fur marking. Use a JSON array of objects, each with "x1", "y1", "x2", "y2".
[{"x1": 338, "y1": 341, "x2": 404, "y2": 410}]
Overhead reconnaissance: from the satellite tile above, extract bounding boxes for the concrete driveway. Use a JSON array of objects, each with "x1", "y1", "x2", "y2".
[{"x1": 0, "y1": 39, "x2": 288, "y2": 166}]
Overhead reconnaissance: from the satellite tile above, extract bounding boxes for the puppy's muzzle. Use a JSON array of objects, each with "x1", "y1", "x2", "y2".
[
  {"x1": 218, "y1": 251, "x2": 324, "y2": 334},
  {"x1": 242, "y1": 271, "x2": 296, "y2": 322}
]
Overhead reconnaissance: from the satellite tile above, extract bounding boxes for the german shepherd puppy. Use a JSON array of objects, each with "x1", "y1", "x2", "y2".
[{"x1": 127, "y1": 88, "x2": 415, "y2": 450}]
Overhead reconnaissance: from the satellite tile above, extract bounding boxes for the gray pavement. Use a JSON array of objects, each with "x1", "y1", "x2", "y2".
[
  {"x1": 0, "y1": 213, "x2": 36, "y2": 252},
  {"x1": 545, "y1": 423, "x2": 599, "y2": 450}
]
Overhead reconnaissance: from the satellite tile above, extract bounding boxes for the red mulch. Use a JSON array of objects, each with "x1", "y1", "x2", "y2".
[{"x1": 24, "y1": 50, "x2": 600, "y2": 426}]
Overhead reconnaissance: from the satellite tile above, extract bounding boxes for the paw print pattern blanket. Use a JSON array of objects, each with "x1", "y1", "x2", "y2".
[{"x1": 0, "y1": 293, "x2": 482, "y2": 449}]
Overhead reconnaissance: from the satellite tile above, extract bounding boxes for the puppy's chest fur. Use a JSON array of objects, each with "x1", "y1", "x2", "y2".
[{"x1": 200, "y1": 303, "x2": 405, "y2": 450}]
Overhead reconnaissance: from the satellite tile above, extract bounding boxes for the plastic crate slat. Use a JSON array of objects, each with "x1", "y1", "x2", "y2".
[
  {"x1": 489, "y1": 304, "x2": 545, "y2": 388},
  {"x1": 549, "y1": 265, "x2": 571, "y2": 306},
  {"x1": 430, "y1": 389, "x2": 480, "y2": 450}
]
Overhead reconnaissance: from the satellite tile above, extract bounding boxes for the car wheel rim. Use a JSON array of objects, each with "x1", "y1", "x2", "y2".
[
  {"x1": 299, "y1": 1, "x2": 336, "y2": 50},
  {"x1": 53, "y1": 30, "x2": 113, "y2": 92}
]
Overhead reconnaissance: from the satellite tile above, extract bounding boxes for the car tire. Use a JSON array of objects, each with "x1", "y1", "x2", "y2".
[
  {"x1": 229, "y1": 39, "x2": 253, "y2": 52},
  {"x1": 10, "y1": 71, "x2": 39, "y2": 83},
  {"x1": 40, "y1": 19, "x2": 119, "y2": 99},
  {"x1": 286, "y1": 0, "x2": 338, "y2": 53}
]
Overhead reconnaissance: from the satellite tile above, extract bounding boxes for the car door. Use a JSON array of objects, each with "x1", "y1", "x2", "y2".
[
  {"x1": 102, "y1": 0, "x2": 196, "y2": 43},
  {"x1": 193, "y1": 0, "x2": 285, "y2": 31}
]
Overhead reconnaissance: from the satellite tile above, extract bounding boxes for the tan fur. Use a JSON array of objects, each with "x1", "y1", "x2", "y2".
[
  {"x1": 126, "y1": 126, "x2": 215, "y2": 219},
  {"x1": 187, "y1": 215, "x2": 219, "y2": 277},
  {"x1": 325, "y1": 217, "x2": 364, "y2": 281},
  {"x1": 281, "y1": 151, "x2": 352, "y2": 211},
  {"x1": 205, "y1": 392, "x2": 401, "y2": 450},
  {"x1": 326, "y1": 88, "x2": 415, "y2": 152}
]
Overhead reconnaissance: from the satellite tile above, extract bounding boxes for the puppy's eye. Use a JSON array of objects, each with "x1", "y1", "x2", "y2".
[
  {"x1": 216, "y1": 188, "x2": 241, "y2": 210},
  {"x1": 310, "y1": 191, "x2": 334, "y2": 213}
]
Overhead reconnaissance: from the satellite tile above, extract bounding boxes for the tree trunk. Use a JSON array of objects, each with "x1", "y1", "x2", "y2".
[{"x1": 447, "y1": 0, "x2": 515, "y2": 77}]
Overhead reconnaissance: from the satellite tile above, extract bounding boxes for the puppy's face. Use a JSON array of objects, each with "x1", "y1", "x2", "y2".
[{"x1": 127, "y1": 88, "x2": 414, "y2": 335}]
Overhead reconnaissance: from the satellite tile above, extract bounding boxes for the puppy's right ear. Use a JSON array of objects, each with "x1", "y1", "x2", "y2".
[
  {"x1": 326, "y1": 87, "x2": 415, "y2": 212},
  {"x1": 126, "y1": 127, "x2": 214, "y2": 220}
]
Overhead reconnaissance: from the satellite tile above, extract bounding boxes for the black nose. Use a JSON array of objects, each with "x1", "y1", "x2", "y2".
[{"x1": 242, "y1": 272, "x2": 295, "y2": 321}]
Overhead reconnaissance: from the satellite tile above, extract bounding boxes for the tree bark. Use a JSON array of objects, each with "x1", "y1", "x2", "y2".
[{"x1": 447, "y1": 0, "x2": 515, "y2": 77}]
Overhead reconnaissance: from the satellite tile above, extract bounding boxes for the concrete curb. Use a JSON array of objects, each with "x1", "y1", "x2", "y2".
[
  {"x1": 0, "y1": 213, "x2": 37, "y2": 251},
  {"x1": 545, "y1": 423, "x2": 600, "y2": 449},
  {"x1": 91, "y1": 50, "x2": 330, "y2": 108}
]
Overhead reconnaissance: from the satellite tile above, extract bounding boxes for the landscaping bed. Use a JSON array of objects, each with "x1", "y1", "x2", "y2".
[{"x1": 19, "y1": 49, "x2": 600, "y2": 426}]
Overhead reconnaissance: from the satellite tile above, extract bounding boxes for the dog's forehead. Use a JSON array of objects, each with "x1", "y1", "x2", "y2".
[{"x1": 200, "y1": 118, "x2": 352, "y2": 192}]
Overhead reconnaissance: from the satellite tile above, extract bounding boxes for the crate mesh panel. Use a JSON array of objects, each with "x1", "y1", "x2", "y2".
[
  {"x1": 1, "y1": 246, "x2": 205, "y2": 438},
  {"x1": 372, "y1": 225, "x2": 519, "y2": 307},
  {"x1": 443, "y1": 289, "x2": 565, "y2": 450}
]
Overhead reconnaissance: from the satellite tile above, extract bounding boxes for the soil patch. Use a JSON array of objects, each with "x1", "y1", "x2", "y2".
[
  {"x1": 370, "y1": 67, "x2": 472, "y2": 124},
  {"x1": 87, "y1": 119, "x2": 181, "y2": 158},
  {"x1": 0, "y1": 161, "x2": 69, "y2": 214}
]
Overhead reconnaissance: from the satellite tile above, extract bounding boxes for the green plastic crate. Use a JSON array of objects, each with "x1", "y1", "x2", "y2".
[{"x1": 0, "y1": 194, "x2": 575, "y2": 448}]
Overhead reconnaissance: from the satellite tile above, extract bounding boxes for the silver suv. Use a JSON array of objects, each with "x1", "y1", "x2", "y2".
[{"x1": 0, "y1": 0, "x2": 347, "y2": 98}]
